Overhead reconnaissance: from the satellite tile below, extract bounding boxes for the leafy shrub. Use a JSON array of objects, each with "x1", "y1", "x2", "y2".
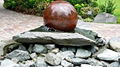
[
  {"x1": 80, "y1": 6, "x2": 100, "y2": 19},
  {"x1": 74, "y1": 3, "x2": 88, "y2": 15},
  {"x1": 3, "y1": 0, "x2": 17, "y2": 9},
  {"x1": 99, "y1": 0, "x2": 116, "y2": 14},
  {"x1": 68, "y1": 0, "x2": 99, "y2": 20},
  {"x1": 4, "y1": 0, "x2": 99, "y2": 18},
  {"x1": 4, "y1": 0, "x2": 53, "y2": 16}
]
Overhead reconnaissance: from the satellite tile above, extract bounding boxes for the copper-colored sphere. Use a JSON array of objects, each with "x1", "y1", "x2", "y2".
[{"x1": 43, "y1": 0, "x2": 78, "y2": 31}]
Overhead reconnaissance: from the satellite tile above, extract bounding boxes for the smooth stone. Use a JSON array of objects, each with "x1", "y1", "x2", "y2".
[
  {"x1": 19, "y1": 60, "x2": 35, "y2": 67},
  {"x1": 61, "y1": 60, "x2": 74, "y2": 67},
  {"x1": 0, "y1": 59, "x2": 19, "y2": 67},
  {"x1": 87, "y1": 46, "x2": 98, "y2": 54},
  {"x1": 13, "y1": 32, "x2": 95, "y2": 46},
  {"x1": 109, "y1": 37, "x2": 120, "y2": 52},
  {"x1": 56, "y1": 51, "x2": 74, "y2": 59},
  {"x1": 50, "y1": 48, "x2": 60, "y2": 53},
  {"x1": 6, "y1": 50, "x2": 30, "y2": 62},
  {"x1": 28, "y1": 44, "x2": 33, "y2": 53},
  {"x1": 18, "y1": 44, "x2": 26, "y2": 51},
  {"x1": 94, "y1": 13, "x2": 117, "y2": 24},
  {"x1": 61, "y1": 47, "x2": 68, "y2": 52},
  {"x1": 97, "y1": 49, "x2": 120, "y2": 61},
  {"x1": 45, "y1": 44, "x2": 56, "y2": 50},
  {"x1": 67, "y1": 47, "x2": 76, "y2": 53},
  {"x1": 65, "y1": 57, "x2": 89, "y2": 65},
  {"x1": 100, "y1": 61, "x2": 109, "y2": 67},
  {"x1": 48, "y1": 65, "x2": 63, "y2": 67},
  {"x1": 87, "y1": 58, "x2": 104, "y2": 66},
  {"x1": 35, "y1": 57, "x2": 47, "y2": 67},
  {"x1": 45, "y1": 53, "x2": 62, "y2": 65},
  {"x1": 11, "y1": 58, "x2": 19, "y2": 63},
  {"x1": 30, "y1": 53, "x2": 37, "y2": 60},
  {"x1": 81, "y1": 64, "x2": 103, "y2": 67},
  {"x1": 33, "y1": 44, "x2": 47, "y2": 53},
  {"x1": 108, "y1": 62, "x2": 120, "y2": 67},
  {"x1": 75, "y1": 48, "x2": 91, "y2": 58}
]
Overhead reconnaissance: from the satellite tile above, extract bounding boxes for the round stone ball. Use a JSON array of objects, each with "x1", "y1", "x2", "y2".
[{"x1": 43, "y1": 0, "x2": 78, "y2": 32}]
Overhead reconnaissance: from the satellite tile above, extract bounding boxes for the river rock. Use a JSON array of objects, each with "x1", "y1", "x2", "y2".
[
  {"x1": 48, "y1": 65, "x2": 63, "y2": 67},
  {"x1": 97, "y1": 49, "x2": 120, "y2": 61},
  {"x1": 13, "y1": 32, "x2": 95, "y2": 46},
  {"x1": 94, "y1": 13, "x2": 117, "y2": 23},
  {"x1": 50, "y1": 48, "x2": 60, "y2": 53},
  {"x1": 81, "y1": 64, "x2": 103, "y2": 67},
  {"x1": 33, "y1": 44, "x2": 47, "y2": 53},
  {"x1": 30, "y1": 53, "x2": 37, "y2": 60},
  {"x1": 109, "y1": 37, "x2": 120, "y2": 52},
  {"x1": 45, "y1": 44, "x2": 56, "y2": 50},
  {"x1": 87, "y1": 58, "x2": 104, "y2": 66},
  {"x1": 45, "y1": 53, "x2": 62, "y2": 65},
  {"x1": 61, "y1": 60, "x2": 73, "y2": 67},
  {"x1": 67, "y1": 47, "x2": 76, "y2": 53},
  {"x1": 75, "y1": 48, "x2": 91, "y2": 58},
  {"x1": 56, "y1": 51, "x2": 74, "y2": 59},
  {"x1": 6, "y1": 50, "x2": 30, "y2": 62},
  {"x1": 108, "y1": 62, "x2": 120, "y2": 67},
  {"x1": 18, "y1": 44, "x2": 26, "y2": 51},
  {"x1": 28, "y1": 44, "x2": 33, "y2": 53},
  {"x1": 0, "y1": 59, "x2": 19, "y2": 67},
  {"x1": 61, "y1": 47, "x2": 68, "y2": 51},
  {"x1": 19, "y1": 60, "x2": 35, "y2": 67},
  {"x1": 65, "y1": 58, "x2": 89, "y2": 65},
  {"x1": 35, "y1": 57, "x2": 47, "y2": 67}
]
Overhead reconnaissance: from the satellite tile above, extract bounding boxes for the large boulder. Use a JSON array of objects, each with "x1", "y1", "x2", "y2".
[{"x1": 94, "y1": 13, "x2": 117, "y2": 24}]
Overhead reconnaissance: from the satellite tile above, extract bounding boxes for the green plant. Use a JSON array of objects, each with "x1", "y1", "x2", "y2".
[
  {"x1": 4, "y1": 0, "x2": 53, "y2": 16},
  {"x1": 90, "y1": 1, "x2": 98, "y2": 7},
  {"x1": 3, "y1": 0, "x2": 17, "y2": 9},
  {"x1": 99, "y1": 0, "x2": 116, "y2": 14},
  {"x1": 83, "y1": 18, "x2": 93, "y2": 22},
  {"x1": 74, "y1": 3, "x2": 87, "y2": 15},
  {"x1": 80, "y1": 6, "x2": 100, "y2": 19}
]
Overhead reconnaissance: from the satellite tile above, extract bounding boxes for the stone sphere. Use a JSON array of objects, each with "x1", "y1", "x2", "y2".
[{"x1": 43, "y1": 0, "x2": 78, "y2": 31}]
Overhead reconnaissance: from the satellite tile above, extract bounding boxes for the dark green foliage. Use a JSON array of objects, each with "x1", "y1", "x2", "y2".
[
  {"x1": 3, "y1": 0, "x2": 99, "y2": 19},
  {"x1": 4, "y1": 0, "x2": 53, "y2": 16},
  {"x1": 99, "y1": 0, "x2": 116, "y2": 14},
  {"x1": 3, "y1": 0, "x2": 17, "y2": 9}
]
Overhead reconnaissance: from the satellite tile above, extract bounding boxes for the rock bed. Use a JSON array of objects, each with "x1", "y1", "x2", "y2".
[
  {"x1": 0, "y1": 26, "x2": 120, "y2": 67},
  {"x1": 1, "y1": 43, "x2": 120, "y2": 67}
]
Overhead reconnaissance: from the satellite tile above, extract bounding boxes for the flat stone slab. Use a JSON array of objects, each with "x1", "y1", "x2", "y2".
[
  {"x1": 76, "y1": 21, "x2": 120, "y2": 41},
  {"x1": 13, "y1": 32, "x2": 95, "y2": 46}
]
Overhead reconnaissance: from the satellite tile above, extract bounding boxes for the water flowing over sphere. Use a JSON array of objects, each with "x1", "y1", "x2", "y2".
[{"x1": 43, "y1": 0, "x2": 78, "y2": 31}]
